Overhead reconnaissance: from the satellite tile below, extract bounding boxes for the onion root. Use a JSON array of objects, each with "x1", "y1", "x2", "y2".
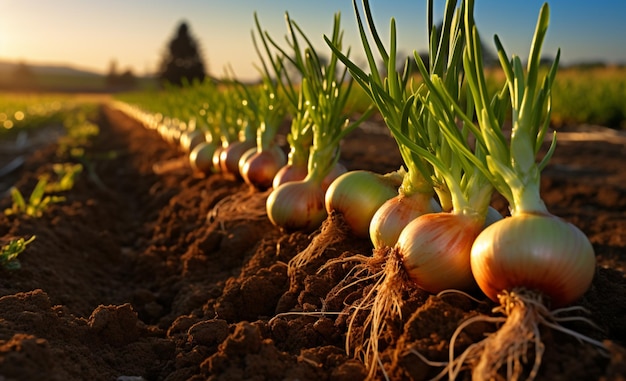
[{"x1": 422, "y1": 288, "x2": 607, "y2": 381}]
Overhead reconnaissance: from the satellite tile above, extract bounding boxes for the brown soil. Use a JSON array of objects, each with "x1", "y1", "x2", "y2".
[{"x1": 0, "y1": 105, "x2": 624, "y2": 381}]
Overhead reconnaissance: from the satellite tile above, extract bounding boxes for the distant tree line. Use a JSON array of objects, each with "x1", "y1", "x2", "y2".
[{"x1": 105, "y1": 60, "x2": 137, "y2": 89}]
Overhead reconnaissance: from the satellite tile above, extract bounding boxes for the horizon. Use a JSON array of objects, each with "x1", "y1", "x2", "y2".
[{"x1": 2, "y1": 1, "x2": 626, "y2": 82}]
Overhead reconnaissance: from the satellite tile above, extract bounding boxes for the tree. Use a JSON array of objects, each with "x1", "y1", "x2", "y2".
[
  {"x1": 105, "y1": 59, "x2": 120, "y2": 87},
  {"x1": 158, "y1": 21, "x2": 206, "y2": 86}
]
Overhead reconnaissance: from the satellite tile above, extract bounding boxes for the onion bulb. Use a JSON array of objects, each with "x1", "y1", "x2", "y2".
[
  {"x1": 369, "y1": 192, "x2": 441, "y2": 249},
  {"x1": 445, "y1": 212, "x2": 600, "y2": 381},
  {"x1": 396, "y1": 212, "x2": 482, "y2": 293},
  {"x1": 189, "y1": 141, "x2": 219, "y2": 174},
  {"x1": 471, "y1": 212, "x2": 595, "y2": 307},
  {"x1": 187, "y1": 131, "x2": 206, "y2": 152},
  {"x1": 240, "y1": 145, "x2": 287, "y2": 190},
  {"x1": 266, "y1": 179, "x2": 326, "y2": 232},
  {"x1": 211, "y1": 145, "x2": 225, "y2": 173},
  {"x1": 237, "y1": 147, "x2": 256, "y2": 176},
  {"x1": 219, "y1": 140, "x2": 256, "y2": 177},
  {"x1": 180, "y1": 129, "x2": 205, "y2": 153},
  {"x1": 325, "y1": 170, "x2": 401, "y2": 238}
]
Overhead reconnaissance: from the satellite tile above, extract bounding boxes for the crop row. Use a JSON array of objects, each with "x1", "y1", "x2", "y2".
[{"x1": 111, "y1": 0, "x2": 605, "y2": 379}]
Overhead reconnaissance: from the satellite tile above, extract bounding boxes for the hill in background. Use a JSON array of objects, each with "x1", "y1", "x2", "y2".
[{"x1": 0, "y1": 60, "x2": 157, "y2": 93}]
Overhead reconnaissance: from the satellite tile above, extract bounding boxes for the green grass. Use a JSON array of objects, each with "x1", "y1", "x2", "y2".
[
  {"x1": 550, "y1": 66, "x2": 626, "y2": 129},
  {"x1": 481, "y1": 65, "x2": 626, "y2": 129},
  {"x1": 0, "y1": 94, "x2": 66, "y2": 138},
  {"x1": 0, "y1": 93, "x2": 108, "y2": 140}
]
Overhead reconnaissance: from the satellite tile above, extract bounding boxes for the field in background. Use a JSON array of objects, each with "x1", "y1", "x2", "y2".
[
  {"x1": 1, "y1": 64, "x2": 625, "y2": 131},
  {"x1": 347, "y1": 64, "x2": 626, "y2": 130},
  {"x1": 551, "y1": 65, "x2": 626, "y2": 129}
]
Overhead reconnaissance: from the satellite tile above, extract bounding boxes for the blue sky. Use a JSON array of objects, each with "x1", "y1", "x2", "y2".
[{"x1": 1, "y1": 0, "x2": 625, "y2": 81}]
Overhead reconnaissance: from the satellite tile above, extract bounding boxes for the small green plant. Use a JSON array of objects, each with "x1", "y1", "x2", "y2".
[
  {"x1": 4, "y1": 177, "x2": 66, "y2": 217},
  {"x1": 45, "y1": 163, "x2": 83, "y2": 193},
  {"x1": 56, "y1": 107, "x2": 100, "y2": 158},
  {"x1": 0, "y1": 236, "x2": 36, "y2": 270}
]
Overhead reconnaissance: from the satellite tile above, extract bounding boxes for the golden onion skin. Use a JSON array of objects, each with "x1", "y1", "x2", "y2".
[
  {"x1": 470, "y1": 212, "x2": 596, "y2": 307},
  {"x1": 180, "y1": 129, "x2": 205, "y2": 153},
  {"x1": 241, "y1": 145, "x2": 287, "y2": 190},
  {"x1": 220, "y1": 140, "x2": 256, "y2": 176},
  {"x1": 272, "y1": 163, "x2": 308, "y2": 189},
  {"x1": 189, "y1": 141, "x2": 218, "y2": 174},
  {"x1": 267, "y1": 180, "x2": 327, "y2": 232},
  {"x1": 325, "y1": 170, "x2": 399, "y2": 238},
  {"x1": 369, "y1": 193, "x2": 441, "y2": 249},
  {"x1": 397, "y1": 212, "x2": 481, "y2": 293},
  {"x1": 237, "y1": 147, "x2": 257, "y2": 176},
  {"x1": 212, "y1": 145, "x2": 226, "y2": 173}
]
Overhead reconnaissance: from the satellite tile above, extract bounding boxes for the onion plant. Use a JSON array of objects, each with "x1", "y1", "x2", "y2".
[
  {"x1": 326, "y1": 1, "x2": 443, "y2": 251},
  {"x1": 325, "y1": 169, "x2": 404, "y2": 238},
  {"x1": 188, "y1": 81, "x2": 239, "y2": 175},
  {"x1": 212, "y1": 78, "x2": 259, "y2": 177},
  {"x1": 4, "y1": 176, "x2": 66, "y2": 218},
  {"x1": 237, "y1": 21, "x2": 290, "y2": 190},
  {"x1": 263, "y1": 12, "x2": 371, "y2": 232},
  {"x1": 409, "y1": 1, "x2": 602, "y2": 379},
  {"x1": 253, "y1": 12, "x2": 314, "y2": 190},
  {"x1": 0, "y1": 236, "x2": 36, "y2": 270},
  {"x1": 321, "y1": 0, "x2": 483, "y2": 377},
  {"x1": 115, "y1": 80, "x2": 225, "y2": 175}
]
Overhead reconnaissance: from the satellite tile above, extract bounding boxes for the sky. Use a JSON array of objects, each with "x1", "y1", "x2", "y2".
[{"x1": 1, "y1": 0, "x2": 625, "y2": 82}]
